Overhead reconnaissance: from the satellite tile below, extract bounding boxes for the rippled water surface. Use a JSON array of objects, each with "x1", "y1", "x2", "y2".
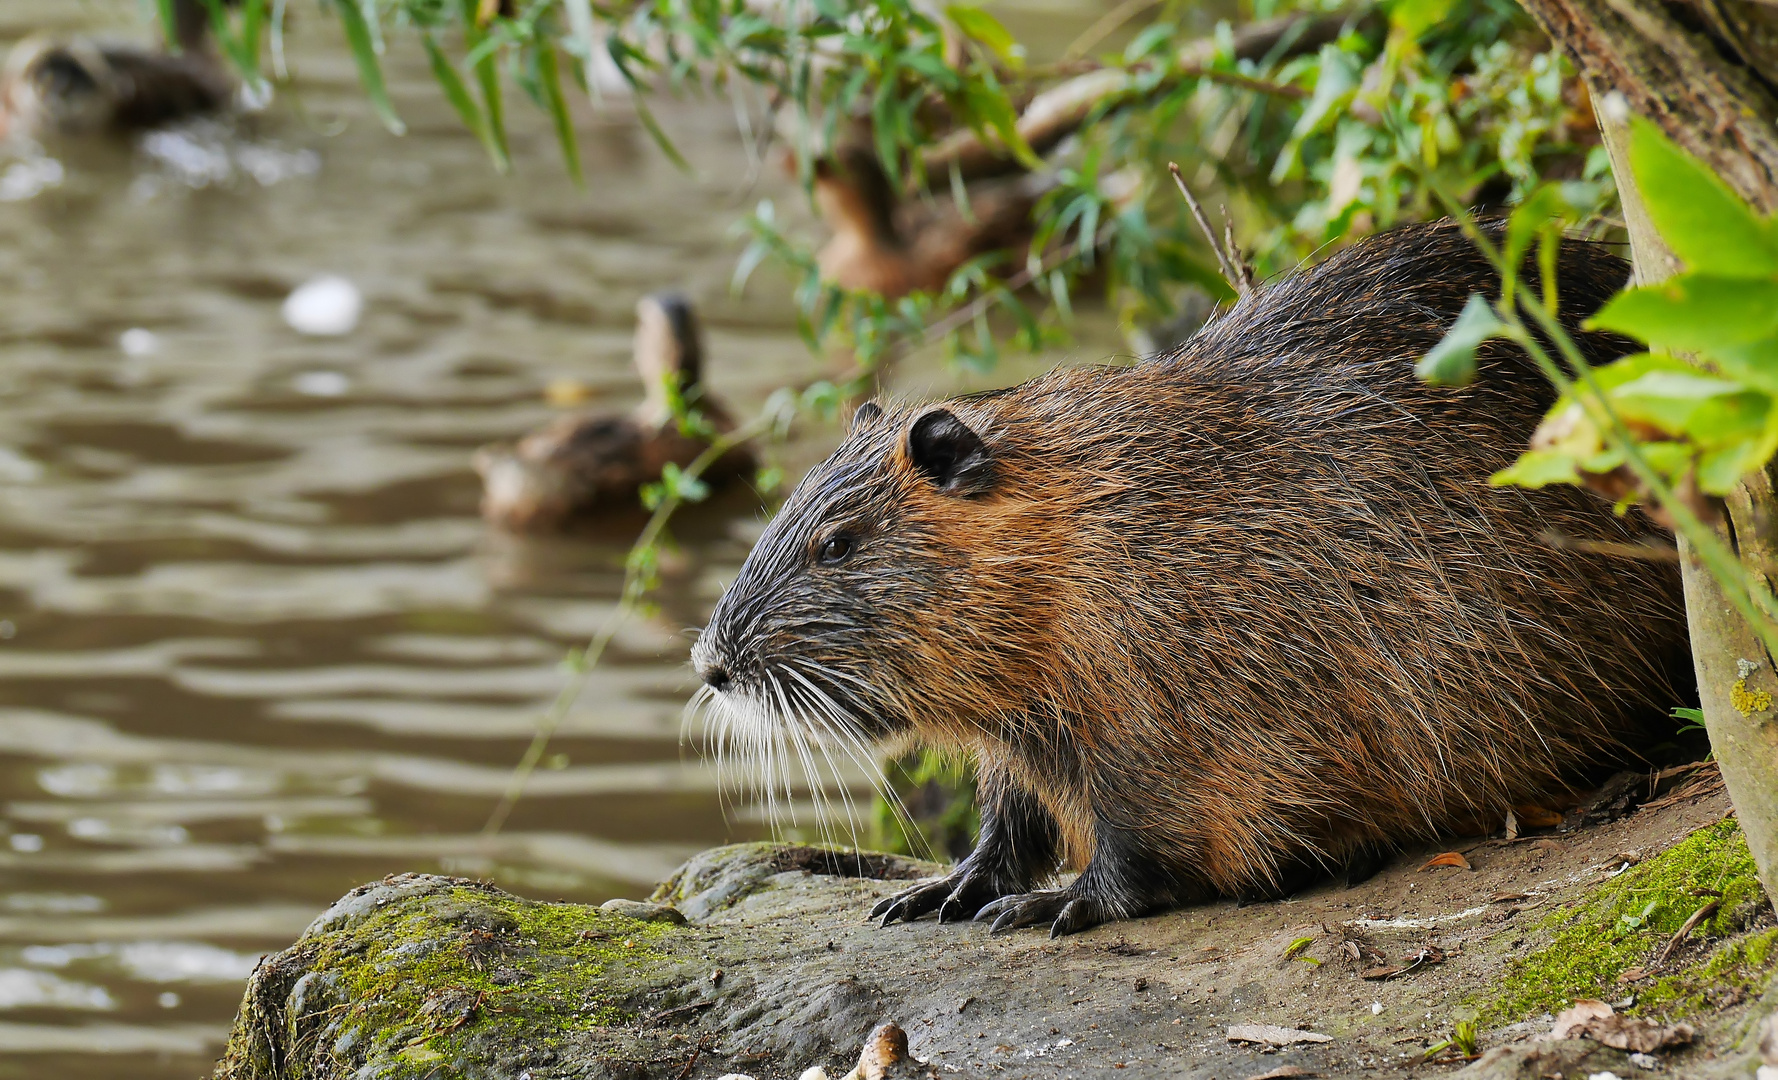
[{"x1": 0, "y1": 2, "x2": 1125, "y2": 1076}]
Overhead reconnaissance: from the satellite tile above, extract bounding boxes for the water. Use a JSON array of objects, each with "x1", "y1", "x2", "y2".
[{"x1": 0, "y1": 3, "x2": 1121, "y2": 1076}]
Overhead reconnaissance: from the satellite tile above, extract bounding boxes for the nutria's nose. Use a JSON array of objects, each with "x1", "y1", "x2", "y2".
[{"x1": 701, "y1": 664, "x2": 731, "y2": 693}]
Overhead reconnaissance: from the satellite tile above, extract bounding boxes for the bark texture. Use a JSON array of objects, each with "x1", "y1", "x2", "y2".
[{"x1": 1518, "y1": 0, "x2": 1778, "y2": 898}]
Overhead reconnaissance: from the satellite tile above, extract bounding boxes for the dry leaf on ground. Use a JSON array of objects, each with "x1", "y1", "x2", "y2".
[
  {"x1": 1549, "y1": 1000, "x2": 1695, "y2": 1053},
  {"x1": 1420, "y1": 851, "x2": 1472, "y2": 871},
  {"x1": 1227, "y1": 1024, "x2": 1333, "y2": 1047},
  {"x1": 1512, "y1": 804, "x2": 1564, "y2": 828}
]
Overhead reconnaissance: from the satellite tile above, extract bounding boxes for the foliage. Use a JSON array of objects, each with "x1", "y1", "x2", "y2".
[
  {"x1": 1457, "y1": 116, "x2": 1778, "y2": 653},
  {"x1": 180, "y1": 0, "x2": 1604, "y2": 373},
  {"x1": 1495, "y1": 119, "x2": 1778, "y2": 502}
]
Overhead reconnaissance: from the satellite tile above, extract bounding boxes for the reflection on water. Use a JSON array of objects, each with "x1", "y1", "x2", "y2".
[{"x1": 0, "y1": 2, "x2": 1112, "y2": 1076}]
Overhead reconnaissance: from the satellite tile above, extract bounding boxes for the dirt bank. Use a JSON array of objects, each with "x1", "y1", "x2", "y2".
[{"x1": 214, "y1": 773, "x2": 1775, "y2": 1079}]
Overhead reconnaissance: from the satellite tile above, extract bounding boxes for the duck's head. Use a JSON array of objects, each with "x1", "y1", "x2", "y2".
[
  {"x1": 0, "y1": 37, "x2": 114, "y2": 139},
  {"x1": 812, "y1": 144, "x2": 902, "y2": 250},
  {"x1": 633, "y1": 291, "x2": 705, "y2": 427}
]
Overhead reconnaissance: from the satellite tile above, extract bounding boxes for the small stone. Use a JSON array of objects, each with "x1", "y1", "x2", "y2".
[
  {"x1": 283, "y1": 275, "x2": 362, "y2": 336},
  {"x1": 119, "y1": 328, "x2": 159, "y2": 357},
  {"x1": 1587, "y1": 1073, "x2": 1623, "y2": 1080},
  {"x1": 599, "y1": 898, "x2": 688, "y2": 925},
  {"x1": 1371, "y1": 1002, "x2": 1383, "y2": 1015},
  {"x1": 1628, "y1": 1053, "x2": 1658, "y2": 1070},
  {"x1": 715, "y1": 1075, "x2": 757, "y2": 1080},
  {"x1": 798, "y1": 1069, "x2": 831, "y2": 1080}
]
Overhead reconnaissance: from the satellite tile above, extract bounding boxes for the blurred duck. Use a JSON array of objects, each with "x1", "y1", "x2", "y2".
[
  {"x1": 475, "y1": 293, "x2": 756, "y2": 531},
  {"x1": 0, "y1": 1, "x2": 233, "y2": 140},
  {"x1": 813, "y1": 143, "x2": 1046, "y2": 298}
]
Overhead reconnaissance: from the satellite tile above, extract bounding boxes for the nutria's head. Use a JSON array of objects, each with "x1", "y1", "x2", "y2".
[{"x1": 692, "y1": 396, "x2": 1051, "y2": 764}]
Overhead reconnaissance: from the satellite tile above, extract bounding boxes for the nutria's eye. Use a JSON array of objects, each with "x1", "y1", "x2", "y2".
[{"x1": 817, "y1": 534, "x2": 855, "y2": 566}]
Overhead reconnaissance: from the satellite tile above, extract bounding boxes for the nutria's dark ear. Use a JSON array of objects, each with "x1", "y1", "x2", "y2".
[
  {"x1": 850, "y1": 401, "x2": 883, "y2": 432},
  {"x1": 908, "y1": 409, "x2": 992, "y2": 495}
]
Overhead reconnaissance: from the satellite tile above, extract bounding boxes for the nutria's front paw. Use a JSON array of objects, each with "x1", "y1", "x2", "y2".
[
  {"x1": 869, "y1": 868, "x2": 1015, "y2": 926},
  {"x1": 974, "y1": 888, "x2": 1116, "y2": 938}
]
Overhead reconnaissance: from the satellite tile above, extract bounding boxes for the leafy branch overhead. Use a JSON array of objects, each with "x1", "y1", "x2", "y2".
[{"x1": 180, "y1": 0, "x2": 1608, "y2": 375}]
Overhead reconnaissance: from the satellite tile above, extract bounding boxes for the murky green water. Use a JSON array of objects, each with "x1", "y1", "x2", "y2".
[{"x1": 0, "y1": 3, "x2": 1120, "y2": 1076}]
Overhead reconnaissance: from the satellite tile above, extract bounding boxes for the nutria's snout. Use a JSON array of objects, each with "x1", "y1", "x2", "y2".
[{"x1": 690, "y1": 638, "x2": 730, "y2": 693}]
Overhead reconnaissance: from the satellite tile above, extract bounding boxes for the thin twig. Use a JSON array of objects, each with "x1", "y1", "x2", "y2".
[
  {"x1": 673, "y1": 1036, "x2": 715, "y2": 1080},
  {"x1": 642, "y1": 999, "x2": 718, "y2": 1029},
  {"x1": 1168, "y1": 162, "x2": 1248, "y2": 295},
  {"x1": 1657, "y1": 899, "x2": 1721, "y2": 964}
]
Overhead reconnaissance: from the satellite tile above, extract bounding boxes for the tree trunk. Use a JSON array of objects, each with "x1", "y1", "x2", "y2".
[{"x1": 1517, "y1": 0, "x2": 1778, "y2": 897}]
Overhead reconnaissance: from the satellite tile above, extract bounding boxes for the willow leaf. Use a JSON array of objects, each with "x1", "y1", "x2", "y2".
[
  {"x1": 333, "y1": 0, "x2": 405, "y2": 134},
  {"x1": 536, "y1": 42, "x2": 584, "y2": 184},
  {"x1": 423, "y1": 32, "x2": 506, "y2": 172}
]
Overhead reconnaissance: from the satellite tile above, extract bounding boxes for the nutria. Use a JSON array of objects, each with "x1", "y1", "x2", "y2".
[
  {"x1": 690, "y1": 219, "x2": 1691, "y2": 937},
  {"x1": 475, "y1": 292, "x2": 754, "y2": 530},
  {"x1": 0, "y1": 1, "x2": 233, "y2": 140}
]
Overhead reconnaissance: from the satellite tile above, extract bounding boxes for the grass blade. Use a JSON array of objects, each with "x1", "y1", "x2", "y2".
[
  {"x1": 333, "y1": 0, "x2": 406, "y2": 135},
  {"x1": 535, "y1": 41, "x2": 583, "y2": 183}
]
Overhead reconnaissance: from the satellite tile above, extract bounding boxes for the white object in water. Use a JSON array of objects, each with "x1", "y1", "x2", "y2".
[
  {"x1": 119, "y1": 328, "x2": 159, "y2": 357},
  {"x1": 293, "y1": 371, "x2": 350, "y2": 397},
  {"x1": 282, "y1": 275, "x2": 362, "y2": 336}
]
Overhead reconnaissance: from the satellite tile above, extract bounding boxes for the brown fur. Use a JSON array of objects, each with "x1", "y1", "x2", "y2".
[{"x1": 693, "y1": 220, "x2": 1691, "y2": 936}]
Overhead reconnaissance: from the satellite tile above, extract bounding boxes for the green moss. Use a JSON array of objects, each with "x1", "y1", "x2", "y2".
[
  {"x1": 286, "y1": 886, "x2": 680, "y2": 1079},
  {"x1": 1476, "y1": 819, "x2": 1773, "y2": 1027},
  {"x1": 1636, "y1": 926, "x2": 1778, "y2": 1017}
]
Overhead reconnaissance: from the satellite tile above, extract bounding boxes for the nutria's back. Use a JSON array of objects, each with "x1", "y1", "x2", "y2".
[{"x1": 692, "y1": 220, "x2": 1690, "y2": 936}]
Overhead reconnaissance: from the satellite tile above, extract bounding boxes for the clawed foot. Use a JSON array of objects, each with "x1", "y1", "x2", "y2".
[
  {"x1": 973, "y1": 888, "x2": 1117, "y2": 938},
  {"x1": 869, "y1": 868, "x2": 1016, "y2": 926}
]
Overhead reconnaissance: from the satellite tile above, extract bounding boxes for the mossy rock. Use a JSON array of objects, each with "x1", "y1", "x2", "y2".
[
  {"x1": 215, "y1": 849, "x2": 937, "y2": 1080},
  {"x1": 1473, "y1": 818, "x2": 1777, "y2": 1027},
  {"x1": 214, "y1": 874, "x2": 687, "y2": 1080}
]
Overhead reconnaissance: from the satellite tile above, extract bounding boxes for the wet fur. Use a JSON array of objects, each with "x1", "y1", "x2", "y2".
[{"x1": 693, "y1": 220, "x2": 1691, "y2": 935}]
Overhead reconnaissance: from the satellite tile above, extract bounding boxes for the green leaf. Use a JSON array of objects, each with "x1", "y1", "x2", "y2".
[
  {"x1": 1388, "y1": 0, "x2": 1459, "y2": 38},
  {"x1": 535, "y1": 42, "x2": 583, "y2": 184},
  {"x1": 332, "y1": 0, "x2": 405, "y2": 135},
  {"x1": 631, "y1": 97, "x2": 692, "y2": 173},
  {"x1": 1607, "y1": 370, "x2": 1749, "y2": 435},
  {"x1": 1490, "y1": 450, "x2": 1582, "y2": 489},
  {"x1": 155, "y1": 0, "x2": 181, "y2": 50},
  {"x1": 1416, "y1": 293, "x2": 1506, "y2": 387},
  {"x1": 1710, "y1": 339, "x2": 1778, "y2": 396},
  {"x1": 945, "y1": 4, "x2": 1021, "y2": 67},
  {"x1": 1587, "y1": 274, "x2": 1778, "y2": 352},
  {"x1": 1628, "y1": 116, "x2": 1778, "y2": 279},
  {"x1": 961, "y1": 83, "x2": 1041, "y2": 170},
  {"x1": 459, "y1": 0, "x2": 508, "y2": 168},
  {"x1": 422, "y1": 33, "x2": 505, "y2": 172}
]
